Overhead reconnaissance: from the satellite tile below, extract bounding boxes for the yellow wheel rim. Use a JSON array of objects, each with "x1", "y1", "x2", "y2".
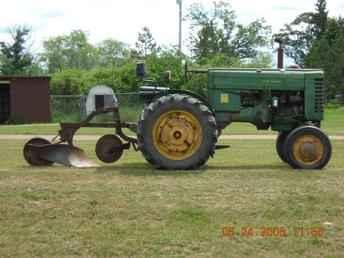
[
  {"x1": 152, "y1": 110, "x2": 203, "y2": 161},
  {"x1": 292, "y1": 134, "x2": 324, "y2": 166}
]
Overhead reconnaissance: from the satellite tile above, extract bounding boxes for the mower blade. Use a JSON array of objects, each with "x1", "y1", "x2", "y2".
[{"x1": 37, "y1": 144, "x2": 99, "y2": 168}]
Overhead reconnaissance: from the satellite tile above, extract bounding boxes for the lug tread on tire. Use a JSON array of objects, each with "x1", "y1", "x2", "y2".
[{"x1": 137, "y1": 94, "x2": 217, "y2": 170}]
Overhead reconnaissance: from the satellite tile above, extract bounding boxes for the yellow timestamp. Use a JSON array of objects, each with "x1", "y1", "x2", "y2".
[{"x1": 222, "y1": 226, "x2": 325, "y2": 238}]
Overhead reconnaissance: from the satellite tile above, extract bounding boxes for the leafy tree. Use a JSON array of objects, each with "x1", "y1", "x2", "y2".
[
  {"x1": 274, "y1": 0, "x2": 328, "y2": 66},
  {"x1": 187, "y1": 1, "x2": 271, "y2": 64},
  {"x1": 133, "y1": 27, "x2": 159, "y2": 58},
  {"x1": 41, "y1": 30, "x2": 97, "y2": 73},
  {"x1": 51, "y1": 69, "x2": 89, "y2": 95},
  {"x1": 145, "y1": 47, "x2": 185, "y2": 87},
  {"x1": 0, "y1": 26, "x2": 33, "y2": 75},
  {"x1": 306, "y1": 17, "x2": 344, "y2": 97},
  {"x1": 242, "y1": 52, "x2": 273, "y2": 68},
  {"x1": 96, "y1": 39, "x2": 130, "y2": 67},
  {"x1": 187, "y1": 1, "x2": 236, "y2": 62},
  {"x1": 41, "y1": 36, "x2": 65, "y2": 73},
  {"x1": 50, "y1": 62, "x2": 139, "y2": 95},
  {"x1": 232, "y1": 19, "x2": 271, "y2": 60}
]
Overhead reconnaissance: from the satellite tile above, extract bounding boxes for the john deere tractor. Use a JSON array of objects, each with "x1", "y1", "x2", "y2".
[{"x1": 23, "y1": 66, "x2": 332, "y2": 170}]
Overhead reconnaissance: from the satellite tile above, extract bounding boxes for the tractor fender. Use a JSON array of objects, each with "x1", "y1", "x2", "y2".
[
  {"x1": 140, "y1": 88, "x2": 222, "y2": 137},
  {"x1": 167, "y1": 89, "x2": 210, "y2": 107},
  {"x1": 143, "y1": 88, "x2": 213, "y2": 113}
]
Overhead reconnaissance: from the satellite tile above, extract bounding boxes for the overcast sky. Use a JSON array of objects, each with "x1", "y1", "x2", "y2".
[{"x1": 1, "y1": 0, "x2": 343, "y2": 52}]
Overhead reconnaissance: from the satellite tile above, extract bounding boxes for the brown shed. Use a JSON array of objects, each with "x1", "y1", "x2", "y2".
[{"x1": 0, "y1": 76, "x2": 51, "y2": 124}]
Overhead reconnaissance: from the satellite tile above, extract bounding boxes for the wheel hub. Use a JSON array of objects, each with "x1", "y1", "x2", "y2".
[
  {"x1": 293, "y1": 135, "x2": 324, "y2": 165},
  {"x1": 153, "y1": 111, "x2": 203, "y2": 160}
]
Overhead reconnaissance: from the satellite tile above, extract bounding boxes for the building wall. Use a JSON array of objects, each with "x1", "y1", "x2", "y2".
[{"x1": 4, "y1": 77, "x2": 51, "y2": 123}]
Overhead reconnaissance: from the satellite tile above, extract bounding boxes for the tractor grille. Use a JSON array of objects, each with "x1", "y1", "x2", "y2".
[{"x1": 314, "y1": 78, "x2": 325, "y2": 113}]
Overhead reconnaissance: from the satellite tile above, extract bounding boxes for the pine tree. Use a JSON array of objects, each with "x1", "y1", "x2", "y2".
[
  {"x1": 0, "y1": 26, "x2": 33, "y2": 75},
  {"x1": 313, "y1": 0, "x2": 328, "y2": 39}
]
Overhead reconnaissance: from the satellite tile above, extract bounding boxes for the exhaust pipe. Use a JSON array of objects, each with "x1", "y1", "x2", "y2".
[{"x1": 277, "y1": 42, "x2": 284, "y2": 69}]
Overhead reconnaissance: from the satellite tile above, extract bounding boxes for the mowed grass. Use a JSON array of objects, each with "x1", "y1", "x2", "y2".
[
  {"x1": 0, "y1": 139, "x2": 344, "y2": 257},
  {"x1": 0, "y1": 108, "x2": 343, "y2": 136}
]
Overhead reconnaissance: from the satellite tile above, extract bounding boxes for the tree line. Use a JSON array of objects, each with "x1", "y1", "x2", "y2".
[{"x1": 0, "y1": 0, "x2": 343, "y2": 97}]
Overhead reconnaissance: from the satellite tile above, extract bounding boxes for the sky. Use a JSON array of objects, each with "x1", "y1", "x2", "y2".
[{"x1": 0, "y1": 0, "x2": 343, "y2": 53}]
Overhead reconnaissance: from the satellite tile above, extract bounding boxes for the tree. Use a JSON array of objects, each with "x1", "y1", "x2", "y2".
[
  {"x1": 275, "y1": 0, "x2": 344, "y2": 96},
  {"x1": 0, "y1": 26, "x2": 33, "y2": 75},
  {"x1": 134, "y1": 27, "x2": 159, "y2": 58},
  {"x1": 306, "y1": 17, "x2": 344, "y2": 97},
  {"x1": 96, "y1": 39, "x2": 130, "y2": 67},
  {"x1": 41, "y1": 30, "x2": 97, "y2": 73},
  {"x1": 274, "y1": 0, "x2": 328, "y2": 66},
  {"x1": 232, "y1": 19, "x2": 272, "y2": 60},
  {"x1": 314, "y1": 0, "x2": 328, "y2": 39},
  {"x1": 187, "y1": 1, "x2": 235, "y2": 62},
  {"x1": 187, "y1": 1, "x2": 271, "y2": 64},
  {"x1": 145, "y1": 46, "x2": 185, "y2": 85}
]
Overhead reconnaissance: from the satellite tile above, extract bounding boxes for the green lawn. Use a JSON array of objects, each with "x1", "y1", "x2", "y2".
[
  {"x1": 0, "y1": 139, "x2": 343, "y2": 257},
  {"x1": 0, "y1": 108, "x2": 343, "y2": 136}
]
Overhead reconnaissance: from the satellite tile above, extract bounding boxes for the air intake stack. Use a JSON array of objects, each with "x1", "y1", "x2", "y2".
[{"x1": 275, "y1": 38, "x2": 284, "y2": 69}]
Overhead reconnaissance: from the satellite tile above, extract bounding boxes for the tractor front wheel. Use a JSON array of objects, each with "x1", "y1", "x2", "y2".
[
  {"x1": 276, "y1": 131, "x2": 290, "y2": 163},
  {"x1": 137, "y1": 94, "x2": 217, "y2": 170},
  {"x1": 284, "y1": 126, "x2": 332, "y2": 169}
]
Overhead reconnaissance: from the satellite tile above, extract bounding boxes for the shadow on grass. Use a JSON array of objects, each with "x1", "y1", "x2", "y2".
[
  {"x1": 206, "y1": 163, "x2": 289, "y2": 171},
  {"x1": 96, "y1": 162, "x2": 207, "y2": 176},
  {"x1": 95, "y1": 162, "x2": 292, "y2": 176}
]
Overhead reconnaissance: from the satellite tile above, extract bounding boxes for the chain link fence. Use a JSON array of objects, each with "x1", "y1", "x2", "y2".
[{"x1": 50, "y1": 93, "x2": 144, "y2": 123}]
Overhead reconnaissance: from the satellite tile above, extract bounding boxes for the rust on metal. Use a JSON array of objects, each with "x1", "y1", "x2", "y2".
[{"x1": 23, "y1": 107, "x2": 137, "y2": 168}]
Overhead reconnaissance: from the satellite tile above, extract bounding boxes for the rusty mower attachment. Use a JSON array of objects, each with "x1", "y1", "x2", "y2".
[{"x1": 23, "y1": 107, "x2": 138, "y2": 168}]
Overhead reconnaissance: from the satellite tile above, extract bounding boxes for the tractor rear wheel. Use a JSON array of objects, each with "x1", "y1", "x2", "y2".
[
  {"x1": 137, "y1": 94, "x2": 217, "y2": 170},
  {"x1": 284, "y1": 126, "x2": 332, "y2": 169},
  {"x1": 276, "y1": 131, "x2": 289, "y2": 163}
]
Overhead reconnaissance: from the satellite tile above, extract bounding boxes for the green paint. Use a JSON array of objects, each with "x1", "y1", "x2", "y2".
[{"x1": 207, "y1": 68, "x2": 324, "y2": 132}]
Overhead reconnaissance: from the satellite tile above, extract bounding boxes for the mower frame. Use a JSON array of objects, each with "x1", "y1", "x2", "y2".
[{"x1": 55, "y1": 107, "x2": 138, "y2": 150}]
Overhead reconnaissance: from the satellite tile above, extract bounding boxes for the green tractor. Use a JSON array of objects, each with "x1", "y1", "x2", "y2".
[{"x1": 23, "y1": 65, "x2": 332, "y2": 170}]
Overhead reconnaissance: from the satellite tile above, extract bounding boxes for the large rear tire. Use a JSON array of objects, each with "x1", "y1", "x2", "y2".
[
  {"x1": 137, "y1": 94, "x2": 217, "y2": 170},
  {"x1": 284, "y1": 126, "x2": 332, "y2": 169}
]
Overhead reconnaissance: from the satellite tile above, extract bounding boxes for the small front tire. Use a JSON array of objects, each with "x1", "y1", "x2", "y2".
[{"x1": 284, "y1": 126, "x2": 332, "y2": 169}]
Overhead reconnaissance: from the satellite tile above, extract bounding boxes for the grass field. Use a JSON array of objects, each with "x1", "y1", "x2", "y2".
[
  {"x1": 0, "y1": 108, "x2": 343, "y2": 136},
  {"x1": 0, "y1": 139, "x2": 344, "y2": 257}
]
